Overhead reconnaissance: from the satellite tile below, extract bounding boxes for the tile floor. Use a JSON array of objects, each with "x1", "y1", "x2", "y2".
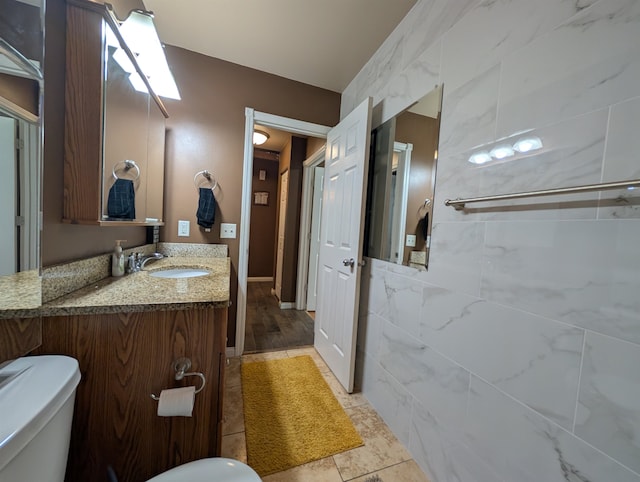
[{"x1": 221, "y1": 347, "x2": 430, "y2": 482}]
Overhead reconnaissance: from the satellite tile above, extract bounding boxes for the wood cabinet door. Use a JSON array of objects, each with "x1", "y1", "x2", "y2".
[{"x1": 38, "y1": 306, "x2": 227, "y2": 482}]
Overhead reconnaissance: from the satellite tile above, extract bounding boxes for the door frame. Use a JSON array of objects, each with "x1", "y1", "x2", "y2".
[
  {"x1": 295, "y1": 146, "x2": 326, "y2": 310},
  {"x1": 236, "y1": 108, "x2": 330, "y2": 356}
]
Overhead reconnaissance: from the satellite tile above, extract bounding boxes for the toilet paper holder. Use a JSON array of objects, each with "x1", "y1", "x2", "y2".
[{"x1": 150, "y1": 357, "x2": 206, "y2": 401}]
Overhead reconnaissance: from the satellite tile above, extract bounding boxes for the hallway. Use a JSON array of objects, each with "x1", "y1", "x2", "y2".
[{"x1": 244, "y1": 281, "x2": 314, "y2": 353}]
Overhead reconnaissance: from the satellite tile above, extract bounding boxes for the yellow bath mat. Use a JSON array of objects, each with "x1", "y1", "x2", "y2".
[{"x1": 241, "y1": 355, "x2": 363, "y2": 476}]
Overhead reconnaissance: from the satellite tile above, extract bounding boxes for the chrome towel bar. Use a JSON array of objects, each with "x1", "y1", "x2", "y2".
[{"x1": 445, "y1": 179, "x2": 640, "y2": 210}]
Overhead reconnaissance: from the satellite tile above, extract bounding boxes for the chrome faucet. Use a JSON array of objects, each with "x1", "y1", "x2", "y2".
[
  {"x1": 139, "y1": 252, "x2": 165, "y2": 269},
  {"x1": 127, "y1": 252, "x2": 164, "y2": 273}
]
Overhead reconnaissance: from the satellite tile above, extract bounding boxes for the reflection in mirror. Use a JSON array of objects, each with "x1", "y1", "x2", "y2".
[
  {"x1": 0, "y1": 0, "x2": 44, "y2": 311},
  {"x1": 101, "y1": 22, "x2": 166, "y2": 224},
  {"x1": 102, "y1": 23, "x2": 151, "y2": 222},
  {"x1": 364, "y1": 84, "x2": 442, "y2": 270}
]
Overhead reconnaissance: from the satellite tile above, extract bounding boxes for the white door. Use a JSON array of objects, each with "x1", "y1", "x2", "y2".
[
  {"x1": 306, "y1": 166, "x2": 324, "y2": 311},
  {"x1": 274, "y1": 169, "x2": 289, "y2": 301},
  {"x1": 0, "y1": 116, "x2": 17, "y2": 276},
  {"x1": 314, "y1": 98, "x2": 372, "y2": 392}
]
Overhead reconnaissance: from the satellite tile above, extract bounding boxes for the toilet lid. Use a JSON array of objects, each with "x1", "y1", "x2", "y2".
[{"x1": 146, "y1": 458, "x2": 261, "y2": 482}]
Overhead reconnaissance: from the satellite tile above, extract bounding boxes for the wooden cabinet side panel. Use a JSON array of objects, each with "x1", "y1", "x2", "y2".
[
  {"x1": 0, "y1": 317, "x2": 42, "y2": 362},
  {"x1": 63, "y1": 5, "x2": 104, "y2": 222},
  {"x1": 39, "y1": 308, "x2": 225, "y2": 482}
]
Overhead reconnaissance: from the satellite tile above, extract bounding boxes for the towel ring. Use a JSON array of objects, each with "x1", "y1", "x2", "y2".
[
  {"x1": 194, "y1": 170, "x2": 218, "y2": 192},
  {"x1": 418, "y1": 198, "x2": 431, "y2": 216},
  {"x1": 112, "y1": 160, "x2": 140, "y2": 181}
]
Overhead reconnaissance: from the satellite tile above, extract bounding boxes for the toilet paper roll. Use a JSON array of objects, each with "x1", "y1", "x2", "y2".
[{"x1": 157, "y1": 386, "x2": 195, "y2": 417}]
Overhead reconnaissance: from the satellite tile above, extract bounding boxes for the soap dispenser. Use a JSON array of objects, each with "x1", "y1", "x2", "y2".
[{"x1": 112, "y1": 240, "x2": 126, "y2": 277}]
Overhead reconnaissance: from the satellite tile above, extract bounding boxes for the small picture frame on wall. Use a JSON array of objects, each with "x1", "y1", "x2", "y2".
[
  {"x1": 259, "y1": 169, "x2": 267, "y2": 181},
  {"x1": 254, "y1": 191, "x2": 269, "y2": 206}
]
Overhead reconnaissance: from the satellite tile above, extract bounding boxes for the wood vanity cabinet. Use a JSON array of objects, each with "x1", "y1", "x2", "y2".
[
  {"x1": 37, "y1": 306, "x2": 227, "y2": 482},
  {"x1": 63, "y1": 0, "x2": 167, "y2": 226}
]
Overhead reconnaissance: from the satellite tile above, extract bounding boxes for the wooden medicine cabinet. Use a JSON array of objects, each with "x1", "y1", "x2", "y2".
[{"x1": 63, "y1": 0, "x2": 168, "y2": 226}]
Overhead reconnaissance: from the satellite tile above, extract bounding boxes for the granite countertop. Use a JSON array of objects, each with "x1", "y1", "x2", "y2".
[
  {"x1": 0, "y1": 270, "x2": 42, "y2": 318},
  {"x1": 41, "y1": 257, "x2": 230, "y2": 316}
]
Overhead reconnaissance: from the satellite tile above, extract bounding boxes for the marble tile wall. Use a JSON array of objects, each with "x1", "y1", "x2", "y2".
[{"x1": 344, "y1": 0, "x2": 640, "y2": 480}]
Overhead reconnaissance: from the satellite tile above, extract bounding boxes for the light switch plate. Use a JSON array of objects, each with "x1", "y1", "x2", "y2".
[
  {"x1": 178, "y1": 220, "x2": 190, "y2": 237},
  {"x1": 220, "y1": 223, "x2": 236, "y2": 239},
  {"x1": 406, "y1": 234, "x2": 416, "y2": 247}
]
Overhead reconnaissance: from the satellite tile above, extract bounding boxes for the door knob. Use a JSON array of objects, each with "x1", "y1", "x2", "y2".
[{"x1": 342, "y1": 258, "x2": 355, "y2": 267}]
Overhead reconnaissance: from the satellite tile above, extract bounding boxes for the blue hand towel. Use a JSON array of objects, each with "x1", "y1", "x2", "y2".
[
  {"x1": 420, "y1": 212, "x2": 429, "y2": 239},
  {"x1": 197, "y1": 188, "x2": 216, "y2": 229},
  {"x1": 107, "y1": 179, "x2": 136, "y2": 220}
]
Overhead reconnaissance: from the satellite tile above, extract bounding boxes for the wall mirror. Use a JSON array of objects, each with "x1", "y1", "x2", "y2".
[
  {"x1": 0, "y1": 0, "x2": 44, "y2": 311},
  {"x1": 101, "y1": 18, "x2": 167, "y2": 224},
  {"x1": 364, "y1": 84, "x2": 442, "y2": 271},
  {"x1": 63, "y1": 2, "x2": 168, "y2": 226}
]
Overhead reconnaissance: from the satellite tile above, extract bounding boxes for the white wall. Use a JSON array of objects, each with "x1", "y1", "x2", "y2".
[{"x1": 343, "y1": 0, "x2": 640, "y2": 480}]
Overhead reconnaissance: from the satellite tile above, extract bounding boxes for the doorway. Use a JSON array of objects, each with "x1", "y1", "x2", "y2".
[{"x1": 237, "y1": 109, "x2": 331, "y2": 356}]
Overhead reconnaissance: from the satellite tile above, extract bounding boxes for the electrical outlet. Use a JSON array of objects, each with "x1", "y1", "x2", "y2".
[
  {"x1": 406, "y1": 234, "x2": 416, "y2": 247},
  {"x1": 220, "y1": 223, "x2": 236, "y2": 239},
  {"x1": 178, "y1": 220, "x2": 190, "y2": 237}
]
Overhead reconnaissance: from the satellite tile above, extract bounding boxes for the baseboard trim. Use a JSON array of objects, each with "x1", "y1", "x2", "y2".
[
  {"x1": 279, "y1": 302, "x2": 295, "y2": 310},
  {"x1": 248, "y1": 277, "x2": 273, "y2": 282}
]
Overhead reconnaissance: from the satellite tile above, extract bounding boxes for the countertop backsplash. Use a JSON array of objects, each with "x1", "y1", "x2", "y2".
[{"x1": 41, "y1": 243, "x2": 228, "y2": 304}]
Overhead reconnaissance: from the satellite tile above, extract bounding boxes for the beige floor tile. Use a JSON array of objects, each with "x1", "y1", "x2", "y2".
[
  {"x1": 321, "y1": 370, "x2": 367, "y2": 409},
  {"x1": 225, "y1": 357, "x2": 242, "y2": 388},
  {"x1": 222, "y1": 383, "x2": 245, "y2": 435},
  {"x1": 261, "y1": 457, "x2": 343, "y2": 482},
  {"x1": 285, "y1": 347, "x2": 330, "y2": 373},
  {"x1": 349, "y1": 460, "x2": 431, "y2": 482},
  {"x1": 242, "y1": 350, "x2": 290, "y2": 363},
  {"x1": 221, "y1": 432, "x2": 247, "y2": 463},
  {"x1": 333, "y1": 404, "x2": 411, "y2": 480}
]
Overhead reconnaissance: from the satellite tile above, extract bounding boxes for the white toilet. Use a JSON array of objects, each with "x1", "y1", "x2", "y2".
[
  {"x1": 0, "y1": 355, "x2": 261, "y2": 482},
  {"x1": 147, "y1": 458, "x2": 261, "y2": 481}
]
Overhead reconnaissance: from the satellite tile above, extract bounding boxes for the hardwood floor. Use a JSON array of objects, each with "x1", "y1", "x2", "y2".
[{"x1": 244, "y1": 281, "x2": 314, "y2": 353}]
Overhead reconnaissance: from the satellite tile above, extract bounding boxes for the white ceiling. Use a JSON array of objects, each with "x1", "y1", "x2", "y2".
[{"x1": 143, "y1": 0, "x2": 417, "y2": 93}]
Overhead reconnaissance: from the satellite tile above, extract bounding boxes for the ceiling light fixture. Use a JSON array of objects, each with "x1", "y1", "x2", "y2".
[
  {"x1": 253, "y1": 130, "x2": 270, "y2": 145},
  {"x1": 117, "y1": 9, "x2": 181, "y2": 100}
]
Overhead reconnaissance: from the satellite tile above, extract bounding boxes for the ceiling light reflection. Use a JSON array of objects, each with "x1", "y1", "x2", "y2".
[
  {"x1": 468, "y1": 152, "x2": 492, "y2": 165},
  {"x1": 489, "y1": 145, "x2": 514, "y2": 160},
  {"x1": 513, "y1": 136, "x2": 543, "y2": 153}
]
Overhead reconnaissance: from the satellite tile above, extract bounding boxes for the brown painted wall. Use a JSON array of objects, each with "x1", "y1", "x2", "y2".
[
  {"x1": 280, "y1": 136, "x2": 307, "y2": 302},
  {"x1": 248, "y1": 155, "x2": 279, "y2": 278},
  {"x1": 306, "y1": 136, "x2": 326, "y2": 158},
  {"x1": 159, "y1": 46, "x2": 340, "y2": 344}
]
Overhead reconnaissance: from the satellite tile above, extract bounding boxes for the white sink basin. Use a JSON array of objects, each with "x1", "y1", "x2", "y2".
[{"x1": 149, "y1": 268, "x2": 210, "y2": 279}]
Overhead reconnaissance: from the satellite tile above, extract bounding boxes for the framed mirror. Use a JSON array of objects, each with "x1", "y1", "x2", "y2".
[
  {"x1": 364, "y1": 84, "x2": 442, "y2": 270},
  {"x1": 0, "y1": 0, "x2": 44, "y2": 311},
  {"x1": 63, "y1": 3, "x2": 168, "y2": 226}
]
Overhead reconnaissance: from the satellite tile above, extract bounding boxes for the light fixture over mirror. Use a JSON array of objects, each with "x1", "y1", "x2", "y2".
[
  {"x1": 253, "y1": 129, "x2": 270, "y2": 145},
  {"x1": 109, "y1": 8, "x2": 180, "y2": 100},
  {"x1": 364, "y1": 84, "x2": 443, "y2": 271}
]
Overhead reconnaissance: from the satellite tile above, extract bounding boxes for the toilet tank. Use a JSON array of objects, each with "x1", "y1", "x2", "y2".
[{"x1": 0, "y1": 355, "x2": 81, "y2": 482}]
